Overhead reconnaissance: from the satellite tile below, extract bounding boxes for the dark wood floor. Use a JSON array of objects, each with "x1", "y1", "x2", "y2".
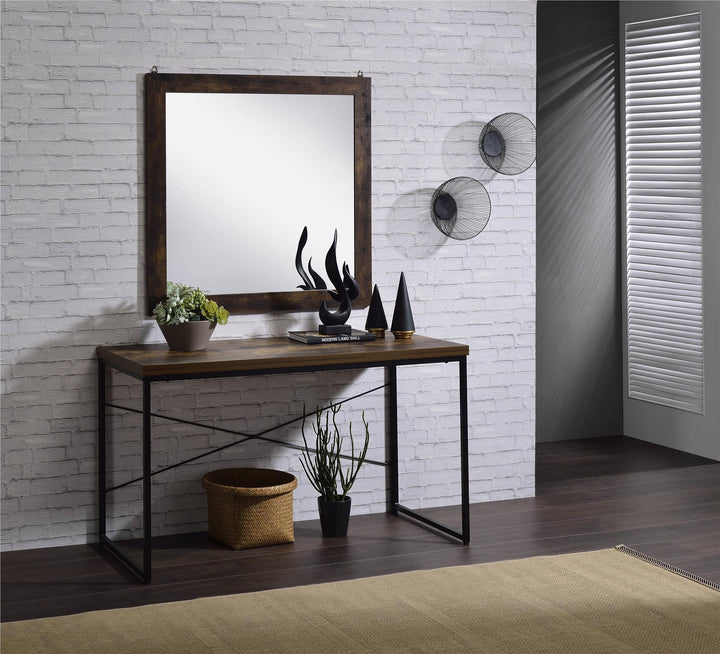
[{"x1": 2, "y1": 436, "x2": 718, "y2": 623}]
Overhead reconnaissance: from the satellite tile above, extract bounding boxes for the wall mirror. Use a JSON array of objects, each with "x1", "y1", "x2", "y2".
[{"x1": 145, "y1": 72, "x2": 371, "y2": 314}]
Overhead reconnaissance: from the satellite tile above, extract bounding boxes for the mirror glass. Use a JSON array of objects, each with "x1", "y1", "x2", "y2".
[
  {"x1": 166, "y1": 93, "x2": 355, "y2": 295},
  {"x1": 145, "y1": 73, "x2": 371, "y2": 314}
]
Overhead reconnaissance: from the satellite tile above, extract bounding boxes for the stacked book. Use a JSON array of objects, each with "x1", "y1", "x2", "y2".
[{"x1": 288, "y1": 330, "x2": 375, "y2": 344}]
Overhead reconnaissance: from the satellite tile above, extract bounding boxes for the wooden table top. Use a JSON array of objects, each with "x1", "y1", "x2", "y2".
[{"x1": 97, "y1": 334, "x2": 469, "y2": 379}]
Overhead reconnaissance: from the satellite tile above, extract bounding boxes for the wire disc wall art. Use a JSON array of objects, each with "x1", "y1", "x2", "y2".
[
  {"x1": 431, "y1": 176, "x2": 491, "y2": 240},
  {"x1": 479, "y1": 112, "x2": 536, "y2": 175}
]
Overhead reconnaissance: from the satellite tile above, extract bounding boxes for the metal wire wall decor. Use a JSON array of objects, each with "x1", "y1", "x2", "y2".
[
  {"x1": 479, "y1": 112, "x2": 536, "y2": 175},
  {"x1": 431, "y1": 176, "x2": 491, "y2": 240}
]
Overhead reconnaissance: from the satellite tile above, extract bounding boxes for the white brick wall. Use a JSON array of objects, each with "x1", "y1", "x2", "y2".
[{"x1": 1, "y1": 0, "x2": 536, "y2": 550}]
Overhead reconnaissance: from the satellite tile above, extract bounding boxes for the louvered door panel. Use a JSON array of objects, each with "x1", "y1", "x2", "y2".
[{"x1": 625, "y1": 13, "x2": 704, "y2": 413}]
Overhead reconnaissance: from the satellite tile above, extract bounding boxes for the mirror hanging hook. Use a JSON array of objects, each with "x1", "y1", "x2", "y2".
[
  {"x1": 151, "y1": 65, "x2": 158, "y2": 74},
  {"x1": 357, "y1": 70, "x2": 363, "y2": 77}
]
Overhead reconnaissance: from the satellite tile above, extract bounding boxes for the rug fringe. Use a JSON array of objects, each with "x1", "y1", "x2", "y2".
[{"x1": 615, "y1": 544, "x2": 720, "y2": 592}]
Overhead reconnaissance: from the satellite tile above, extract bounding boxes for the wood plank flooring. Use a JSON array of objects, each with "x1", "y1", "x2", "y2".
[{"x1": 2, "y1": 436, "x2": 718, "y2": 622}]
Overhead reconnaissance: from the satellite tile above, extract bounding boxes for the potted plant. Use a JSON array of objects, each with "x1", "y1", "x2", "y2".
[
  {"x1": 153, "y1": 281, "x2": 229, "y2": 351},
  {"x1": 299, "y1": 403, "x2": 370, "y2": 537}
]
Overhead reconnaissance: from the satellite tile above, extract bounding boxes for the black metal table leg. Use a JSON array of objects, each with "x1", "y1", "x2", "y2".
[
  {"x1": 142, "y1": 379, "x2": 152, "y2": 583},
  {"x1": 98, "y1": 360, "x2": 106, "y2": 541},
  {"x1": 459, "y1": 356, "x2": 470, "y2": 544},
  {"x1": 391, "y1": 356, "x2": 470, "y2": 545},
  {"x1": 386, "y1": 365, "x2": 399, "y2": 515},
  {"x1": 98, "y1": 368, "x2": 152, "y2": 584}
]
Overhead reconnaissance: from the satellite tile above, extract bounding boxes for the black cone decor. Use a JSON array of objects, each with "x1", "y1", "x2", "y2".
[
  {"x1": 365, "y1": 284, "x2": 388, "y2": 338},
  {"x1": 431, "y1": 177, "x2": 491, "y2": 240},
  {"x1": 390, "y1": 272, "x2": 415, "y2": 340},
  {"x1": 479, "y1": 112, "x2": 536, "y2": 175}
]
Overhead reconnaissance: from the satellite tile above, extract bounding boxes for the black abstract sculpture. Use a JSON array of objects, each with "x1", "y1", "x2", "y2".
[
  {"x1": 431, "y1": 177, "x2": 491, "y2": 240},
  {"x1": 365, "y1": 284, "x2": 388, "y2": 338},
  {"x1": 318, "y1": 288, "x2": 351, "y2": 330},
  {"x1": 318, "y1": 230, "x2": 359, "y2": 334},
  {"x1": 479, "y1": 112, "x2": 536, "y2": 175},
  {"x1": 323, "y1": 231, "x2": 359, "y2": 304},
  {"x1": 295, "y1": 226, "x2": 327, "y2": 290},
  {"x1": 390, "y1": 272, "x2": 415, "y2": 340},
  {"x1": 295, "y1": 227, "x2": 359, "y2": 334}
]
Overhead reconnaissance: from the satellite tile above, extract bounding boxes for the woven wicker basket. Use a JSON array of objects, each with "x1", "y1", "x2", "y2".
[{"x1": 201, "y1": 468, "x2": 298, "y2": 550}]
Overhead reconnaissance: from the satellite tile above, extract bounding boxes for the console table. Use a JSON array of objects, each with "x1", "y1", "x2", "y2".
[{"x1": 97, "y1": 335, "x2": 469, "y2": 583}]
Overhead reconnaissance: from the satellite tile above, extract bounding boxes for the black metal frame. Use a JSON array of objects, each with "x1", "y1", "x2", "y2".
[{"x1": 98, "y1": 354, "x2": 469, "y2": 584}]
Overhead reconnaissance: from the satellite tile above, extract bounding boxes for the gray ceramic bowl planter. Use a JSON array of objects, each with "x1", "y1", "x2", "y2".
[{"x1": 159, "y1": 320, "x2": 216, "y2": 351}]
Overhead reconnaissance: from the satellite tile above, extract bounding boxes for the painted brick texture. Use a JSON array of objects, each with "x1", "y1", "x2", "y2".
[{"x1": 1, "y1": 0, "x2": 536, "y2": 549}]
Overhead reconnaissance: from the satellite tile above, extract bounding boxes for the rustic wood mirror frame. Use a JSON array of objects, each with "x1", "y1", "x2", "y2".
[{"x1": 145, "y1": 72, "x2": 372, "y2": 315}]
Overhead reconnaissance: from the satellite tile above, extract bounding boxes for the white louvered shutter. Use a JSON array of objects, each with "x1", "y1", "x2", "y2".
[{"x1": 625, "y1": 13, "x2": 704, "y2": 413}]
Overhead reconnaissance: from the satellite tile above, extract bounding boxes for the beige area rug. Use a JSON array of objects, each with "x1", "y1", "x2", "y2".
[{"x1": 3, "y1": 546, "x2": 719, "y2": 654}]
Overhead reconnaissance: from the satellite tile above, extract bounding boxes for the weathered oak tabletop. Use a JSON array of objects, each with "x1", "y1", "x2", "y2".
[{"x1": 97, "y1": 334, "x2": 469, "y2": 379}]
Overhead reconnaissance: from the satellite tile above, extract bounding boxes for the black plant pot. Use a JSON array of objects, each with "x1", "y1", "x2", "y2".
[{"x1": 318, "y1": 496, "x2": 351, "y2": 538}]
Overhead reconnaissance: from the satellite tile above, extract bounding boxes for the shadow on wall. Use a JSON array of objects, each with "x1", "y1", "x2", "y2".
[
  {"x1": 3, "y1": 299, "x2": 146, "y2": 398},
  {"x1": 388, "y1": 119, "x2": 501, "y2": 261},
  {"x1": 442, "y1": 120, "x2": 497, "y2": 184},
  {"x1": 101, "y1": 365, "x2": 374, "y2": 541},
  {"x1": 105, "y1": 348, "x2": 375, "y2": 539},
  {"x1": 1, "y1": 299, "x2": 371, "y2": 546},
  {"x1": 388, "y1": 189, "x2": 449, "y2": 259},
  {"x1": 536, "y1": 30, "x2": 622, "y2": 442},
  {"x1": 1, "y1": 301, "x2": 144, "y2": 545}
]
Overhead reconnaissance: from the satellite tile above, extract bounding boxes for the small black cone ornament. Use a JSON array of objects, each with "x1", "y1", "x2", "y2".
[
  {"x1": 391, "y1": 272, "x2": 415, "y2": 340},
  {"x1": 365, "y1": 284, "x2": 388, "y2": 338}
]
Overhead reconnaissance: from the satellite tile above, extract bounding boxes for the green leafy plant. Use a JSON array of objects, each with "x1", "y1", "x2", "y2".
[
  {"x1": 299, "y1": 404, "x2": 370, "y2": 502},
  {"x1": 152, "y1": 281, "x2": 230, "y2": 326}
]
